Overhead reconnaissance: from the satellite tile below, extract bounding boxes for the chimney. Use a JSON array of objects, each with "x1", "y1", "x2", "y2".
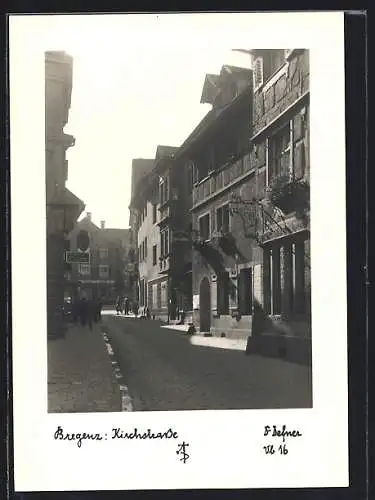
[
  {"x1": 100, "y1": 220, "x2": 105, "y2": 229},
  {"x1": 87, "y1": 212, "x2": 92, "y2": 221}
]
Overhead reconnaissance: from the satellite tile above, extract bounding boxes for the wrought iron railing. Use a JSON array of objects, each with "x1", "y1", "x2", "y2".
[{"x1": 229, "y1": 193, "x2": 310, "y2": 269}]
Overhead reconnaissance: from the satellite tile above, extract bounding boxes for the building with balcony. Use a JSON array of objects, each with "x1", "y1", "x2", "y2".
[
  {"x1": 246, "y1": 48, "x2": 310, "y2": 363},
  {"x1": 66, "y1": 213, "x2": 131, "y2": 304},
  {"x1": 45, "y1": 50, "x2": 85, "y2": 337},
  {"x1": 129, "y1": 147, "x2": 178, "y2": 321},
  {"x1": 187, "y1": 52, "x2": 311, "y2": 364}
]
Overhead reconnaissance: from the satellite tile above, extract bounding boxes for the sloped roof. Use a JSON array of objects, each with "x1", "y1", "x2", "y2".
[
  {"x1": 155, "y1": 145, "x2": 178, "y2": 159},
  {"x1": 131, "y1": 158, "x2": 155, "y2": 197},
  {"x1": 175, "y1": 80, "x2": 252, "y2": 160},
  {"x1": 222, "y1": 65, "x2": 252, "y2": 75},
  {"x1": 77, "y1": 215, "x2": 100, "y2": 231},
  {"x1": 200, "y1": 73, "x2": 221, "y2": 104}
]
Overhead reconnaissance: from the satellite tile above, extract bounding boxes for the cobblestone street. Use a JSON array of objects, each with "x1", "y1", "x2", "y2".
[
  {"x1": 48, "y1": 322, "x2": 122, "y2": 413},
  {"x1": 103, "y1": 314, "x2": 312, "y2": 411}
]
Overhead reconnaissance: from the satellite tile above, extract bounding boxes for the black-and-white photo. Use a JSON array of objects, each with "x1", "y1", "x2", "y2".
[
  {"x1": 46, "y1": 43, "x2": 311, "y2": 413},
  {"x1": 11, "y1": 11, "x2": 353, "y2": 491}
]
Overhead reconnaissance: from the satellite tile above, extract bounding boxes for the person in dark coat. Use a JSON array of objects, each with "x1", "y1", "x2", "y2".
[{"x1": 124, "y1": 297, "x2": 129, "y2": 315}]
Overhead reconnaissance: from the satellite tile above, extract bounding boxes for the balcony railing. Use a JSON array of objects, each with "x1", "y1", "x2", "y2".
[
  {"x1": 192, "y1": 151, "x2": 254, "y2": 207},
  {"x1": 158, "y1": 204, "x2": 170, "y2": 223}
]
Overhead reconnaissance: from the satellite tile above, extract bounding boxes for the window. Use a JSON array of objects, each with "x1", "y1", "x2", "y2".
[
  {"x1": 159, "y1": 177, "x2": 169, "y2": 206},
  {"x1": 216, "y1": 204, "x2": 230, "y2": 233},
  {"x1": 152, "y1": 245, "x2": 157, "y2": 266},
  {"x1": 161, "y1": 282, "x2": 168, "y2": 308},
  {"x1": 268, "y1": 49, "x2": 285, "y2": 78},
  {"x1": 144, "y1": 237, "x2": 148, "y2": 260},
  {"x1": 160, "y1": 229, "x2": 169, "y2": 257},
  {"x1": 230, "y1": 82, "x2": 238, "y2": 99},
  {"x1": 79, "y1": 264, "x2": 91, "y2": 276},
  {"x1": 199, "y1": 213, "x2": 210, "y2": 241},
  {"x1": 99, "y1": 247, "x2": 108, "y2": 259},
  {"x1": 269, "y1": 124, "x2": 291, "y2": 181},
  {"x1": 238, "y1": 268, "x2": 253, "y2": 315},
  {"x1": 99, "y1": 265, "x2": 109, "y2": 278},
  {"x1": 217, "y1": 271, "x2": 230, "y2": 314},
  {"x1": 152, "y1": 204, "x2": 157, "y2": 224}
]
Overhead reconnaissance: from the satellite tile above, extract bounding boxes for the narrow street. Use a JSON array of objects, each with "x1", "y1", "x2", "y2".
[{"x1": 103, "y1": 313, "x2": 312, "y2": 411}]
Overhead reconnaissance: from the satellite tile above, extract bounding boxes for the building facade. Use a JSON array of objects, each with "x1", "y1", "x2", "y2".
[
  {"x1": 67, "y1": 214, "x2": 131, "y2": 304},
  {"x1": 45, "y1": 51, "x2": 85, "y2": 337},
  {"x1": 129, "y1": 147, "x2": 179, "y2": 321},
  {"x1": 188, "y1": 51, "x2": 311, "y2": 364}
]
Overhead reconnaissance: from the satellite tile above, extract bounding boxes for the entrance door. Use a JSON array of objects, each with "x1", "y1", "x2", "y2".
[{"x1": 199, "y1": 277, "x2": 211, "y2": 333}]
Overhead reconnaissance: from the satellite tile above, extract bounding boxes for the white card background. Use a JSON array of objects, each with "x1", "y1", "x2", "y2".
[{"x1": 9, "y1": 12, "x2": 348, "y2": 491}]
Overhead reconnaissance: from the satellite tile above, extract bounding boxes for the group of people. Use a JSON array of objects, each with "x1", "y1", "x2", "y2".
[
  {"x1": 71, "y1": 296, "x2": 103, "y2": 330},
  {"x1": 115, "y1": 296, "x2": 151, "y2": 319},
  {"x1": 115, "y1": 296, "x2": 137, "y2": 316}
]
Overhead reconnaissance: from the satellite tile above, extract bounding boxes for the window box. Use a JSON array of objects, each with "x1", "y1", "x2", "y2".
[{"x1": 269, "y1": 176, "x2": 310, "y2": 214}]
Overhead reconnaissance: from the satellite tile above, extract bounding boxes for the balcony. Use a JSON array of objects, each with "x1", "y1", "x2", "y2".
[
  {"x1": 158, "y1": 204, "x2": 171, "y2": 225},
  {"x1": 192, "y1": 151, "x2": 254, "y2": 207},
  {"x1": 159, "y1": 254, "x2": 171, "y2": 274}
]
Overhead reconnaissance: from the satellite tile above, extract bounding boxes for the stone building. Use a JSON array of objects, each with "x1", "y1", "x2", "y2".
[
  {"x1": 129, "y1": 147, "x2": 179, "y2": 321},
  {"x1": 184, "y1": 65, "x2": 255, "y2": 335},
  {"x1": 187, "y1": 52, "x2": 311, "y2": 364},
  {"x1": 45, "y1": 51, "x2": 85, "y2": 337},
  {"x1": 67, "y1": 213, "x2": 131, "y2": 304},
  {"x1": 246, "y1": 48, "x2": 311, "y2": 363}
]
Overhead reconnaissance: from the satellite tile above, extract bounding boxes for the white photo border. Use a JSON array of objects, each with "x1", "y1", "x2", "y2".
[{"x1": 10, "y1": 12, "x2": 348, "y2": 491}]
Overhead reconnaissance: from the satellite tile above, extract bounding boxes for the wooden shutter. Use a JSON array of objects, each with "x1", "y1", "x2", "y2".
[{"x1": 253, "y1": 57, "x2": 264, "y2": 89}]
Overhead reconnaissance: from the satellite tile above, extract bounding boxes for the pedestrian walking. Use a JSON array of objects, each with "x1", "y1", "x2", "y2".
[
  {"x1": 115, "y1": 296, "x2": 122, "y2": 315},
  {"x1": 124, "y1": 297, "x2": 129, "y2": 315}
]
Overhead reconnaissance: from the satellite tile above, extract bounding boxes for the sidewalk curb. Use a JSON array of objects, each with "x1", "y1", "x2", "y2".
[{"x1": 101, "y1": 331, "x2": 133, "y2": 412}]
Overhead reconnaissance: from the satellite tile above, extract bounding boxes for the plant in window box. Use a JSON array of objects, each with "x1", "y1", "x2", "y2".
[{"x1": 269, "y1": 175, "x2": 309, "y2": 214}]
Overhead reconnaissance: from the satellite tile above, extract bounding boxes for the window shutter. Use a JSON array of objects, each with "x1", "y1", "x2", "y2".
[{"x1": 253, "y1": 57, "x2": 264, "y2": 89}]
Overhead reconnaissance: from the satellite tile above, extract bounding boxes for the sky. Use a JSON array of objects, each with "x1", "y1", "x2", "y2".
[{"x1": 41, "y1": 14, "x2": 253, "y2": 228}]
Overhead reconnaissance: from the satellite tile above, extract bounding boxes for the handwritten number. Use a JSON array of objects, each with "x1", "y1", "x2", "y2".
[
  {"x1": 278, "y1": 444, "x2": 288, "y2": 455},
  {"x1": 263, "y1": 444, "x2": 289, "y2": 456}
]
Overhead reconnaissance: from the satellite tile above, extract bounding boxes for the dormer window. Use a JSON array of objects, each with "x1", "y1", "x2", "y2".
[{"x1": 230, "y1": 82, "x2": 238, "y2": 99}]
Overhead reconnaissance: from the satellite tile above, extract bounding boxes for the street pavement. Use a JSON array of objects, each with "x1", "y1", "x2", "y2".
[
  {"x1": 48, "y1": 322, "x2": 122, "y2": 413},
  {"x1": 103, "y1": 314, "x2": 312, "y2": 411}
]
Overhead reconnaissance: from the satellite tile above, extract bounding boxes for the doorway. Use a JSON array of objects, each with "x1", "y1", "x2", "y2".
[{"x1": 199, "y1": 276, "x2": 211, "y2": 333}]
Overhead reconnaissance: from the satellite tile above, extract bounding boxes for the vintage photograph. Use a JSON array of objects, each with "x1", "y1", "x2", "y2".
[{"x1": 46, "y1": 29, "x2": 311, "y2": 412}]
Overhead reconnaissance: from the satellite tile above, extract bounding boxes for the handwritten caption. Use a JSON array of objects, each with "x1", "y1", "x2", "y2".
[
  {"x1": 262, "y1": 425, "x2": 302, "y2": 456},
  {"x1": 53, "y1": 426, "x2": 190, "y2": 463}
]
